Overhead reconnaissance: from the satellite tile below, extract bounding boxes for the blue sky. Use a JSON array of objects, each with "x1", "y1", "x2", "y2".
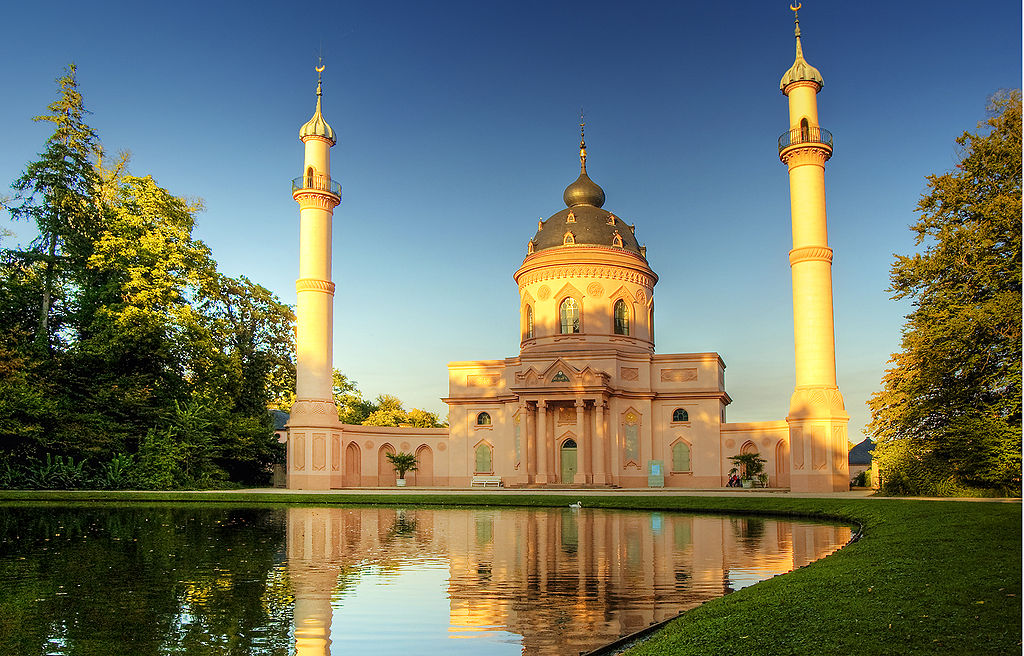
[{"x1": 1, "y1": 1, "x2": 1020, "y2": 439}]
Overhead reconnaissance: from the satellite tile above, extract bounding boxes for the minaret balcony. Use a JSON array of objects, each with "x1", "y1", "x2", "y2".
[
  {"x1": 292, "y1": 174, "x2": 342, "y2": 200},
  {"x1": 778, "y1": 126, "x2": 833, "y2": 158}
]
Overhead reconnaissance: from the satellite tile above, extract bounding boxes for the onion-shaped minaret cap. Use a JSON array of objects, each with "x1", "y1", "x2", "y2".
[
  {"x1": 299, "y1": 65, "x2": 337, "y2": 144},
  {"x1": 562, "y1": 116, "x2": 606, "y2": 208},
  {"x1": 780, "y1": 4, "x2": 824, "y2": 92}
]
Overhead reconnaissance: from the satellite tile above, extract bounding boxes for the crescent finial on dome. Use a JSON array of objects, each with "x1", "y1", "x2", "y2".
[
  {"x1": 780, "y1": 3, "x2": 824, "y2": 93},
  {"x1": 300, "y1": 61, "x2": 337, "y2": 144}
]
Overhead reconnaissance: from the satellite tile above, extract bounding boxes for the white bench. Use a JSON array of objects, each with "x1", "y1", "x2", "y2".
[{"x1": 471, "y1": 475, "x2": 503, "y2": 488}]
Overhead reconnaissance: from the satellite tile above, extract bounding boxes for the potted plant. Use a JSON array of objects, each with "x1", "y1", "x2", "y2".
[
  {"x1": 386, "y1": 451, "x2": 418, "y2": 487},
  {"x1": 728, "y1": 452, "x2": 767, "y2": 489}
]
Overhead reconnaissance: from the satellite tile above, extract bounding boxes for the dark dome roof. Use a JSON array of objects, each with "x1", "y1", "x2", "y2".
[{"x1": 531, "y1": 204, "x2": 642, "y2": 255}]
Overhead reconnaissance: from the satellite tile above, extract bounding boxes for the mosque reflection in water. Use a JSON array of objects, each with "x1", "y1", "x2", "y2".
[{"x1": 286, "y1": 507, "x2": 850, "y2": 655}]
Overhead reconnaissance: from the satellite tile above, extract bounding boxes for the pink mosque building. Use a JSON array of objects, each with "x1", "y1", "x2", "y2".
[{"x1": 283, "y1": 8, "x2": 849, "y2": 493}]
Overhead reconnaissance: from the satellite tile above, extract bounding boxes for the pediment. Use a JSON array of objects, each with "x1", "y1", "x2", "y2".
[{"x1": 513, "y1": 359, "x2": 611, "y2": 388}]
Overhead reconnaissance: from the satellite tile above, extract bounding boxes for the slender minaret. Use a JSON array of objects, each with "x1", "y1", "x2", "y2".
[
  {"x1": 288, "y1": 64, "x2": 343, "y2": 490},
  {"x1": 778, "y1": 4, "x2": 849, "y2": 492}
]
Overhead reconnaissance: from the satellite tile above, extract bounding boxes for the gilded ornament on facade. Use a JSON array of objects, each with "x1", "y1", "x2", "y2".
[{"x1": 586, "y1": 282, "x2": 604, "y2": 297}]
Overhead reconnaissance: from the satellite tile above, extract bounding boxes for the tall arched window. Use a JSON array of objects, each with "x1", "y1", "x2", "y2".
[
  {"x1": 614, "y1": 299, "x2": 630, "y2": 335},
  {"x1": 800, "y1": 117, "x2": 810, "y2": 142},
  {"x1": 475, "y1": 443, "x2": 492, "y2": 473},
  {"x1": 672, "y1": 442, "x2": 691, "y2": 472},
  {"x1": 559, "y1": 297, "x2": 580, "y2": 334},
  {"x1": 525, "y1": 305, "x2": 534, "y2": 339}
]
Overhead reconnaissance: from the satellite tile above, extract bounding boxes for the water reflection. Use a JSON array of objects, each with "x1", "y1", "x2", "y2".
[
  {"x1": 0, "y1": 505, "x2": 848, "y2": 655},
  {"x1": 286, "y1": 507, "x2": 850, "y2": 655}
]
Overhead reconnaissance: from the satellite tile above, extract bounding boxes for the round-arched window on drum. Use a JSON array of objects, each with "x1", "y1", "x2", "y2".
[
  {"x1": 614, "y1": 299, "x2": 630, "y2": 336},
  {"x1": 560, "y1": 297, "x2": 580, "y2": 334}
]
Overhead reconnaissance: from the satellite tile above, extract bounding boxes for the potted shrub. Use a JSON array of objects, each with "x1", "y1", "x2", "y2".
[
  {"x1": 728, "y1": 452, "x2": 767, "y2": 489},
  {"x1": 385, "y1": 451, "x2": 418, "y2": 487}
]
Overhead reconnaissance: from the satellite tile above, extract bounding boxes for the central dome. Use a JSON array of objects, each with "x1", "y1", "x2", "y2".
[{"x1": 529, "y1": 150, "x2": 644, "y2": 257}]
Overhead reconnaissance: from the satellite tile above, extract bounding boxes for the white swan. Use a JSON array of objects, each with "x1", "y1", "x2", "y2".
[{"x1": 569, "y1": 501, "x2": 582, "y2": 509}]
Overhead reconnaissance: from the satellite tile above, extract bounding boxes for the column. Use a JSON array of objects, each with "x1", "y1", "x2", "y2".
[
  {"x1": 536, "y1": 401, "x2": 549, "y2": 484},
  {"x1": 574, "y1": 397, "x2": 587, "y2": 484},
  {"x1": 520, "y1": 399, "x2": 531, "y2": 483},
  {"x1": 593, "y1": 399, "x2": 608, "y2": 485}
]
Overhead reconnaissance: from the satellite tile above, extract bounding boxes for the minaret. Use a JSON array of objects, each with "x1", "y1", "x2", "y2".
[
  {"x1": 288, "y1": 64, "x2": 343, "y2": 490},
  {"x1": 778, "y1": 4, "x2": 849, "y2": 492}
]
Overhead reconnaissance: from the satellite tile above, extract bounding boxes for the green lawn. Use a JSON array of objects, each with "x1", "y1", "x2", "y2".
[{"x1": 1, "y1": 491, "x2": 1019, "y2": 655}]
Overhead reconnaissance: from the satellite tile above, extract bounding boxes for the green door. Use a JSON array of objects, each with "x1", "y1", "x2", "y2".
[{"x1": 561, "y1": 439, "x2": 578, "y2": 483}]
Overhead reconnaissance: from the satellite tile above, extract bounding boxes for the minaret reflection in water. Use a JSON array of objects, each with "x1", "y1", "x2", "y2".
[{"x1": 286, "y1": 507, "x2": 850, "y2": 655}]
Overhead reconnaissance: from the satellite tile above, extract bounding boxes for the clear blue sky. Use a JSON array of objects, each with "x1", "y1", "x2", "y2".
[{"x1": 1, "y1": 1, "x2": 1020, "y2": 439}]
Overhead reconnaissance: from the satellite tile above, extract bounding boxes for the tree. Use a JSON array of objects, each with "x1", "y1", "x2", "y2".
[
  {"x1": 5, "y1": 64, "x2": 101, "y2": 353},
  {"x1": 867, "y1": 90, "x2": 1022, "y2": 496}
]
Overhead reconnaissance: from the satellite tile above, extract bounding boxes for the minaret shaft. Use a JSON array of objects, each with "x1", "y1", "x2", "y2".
[
  {"x1": 779, "y1": 10, "x2": 849, "y2": 493},
  {"x1": 288, "y1": 70, "x2": 343, "y2": 490}
]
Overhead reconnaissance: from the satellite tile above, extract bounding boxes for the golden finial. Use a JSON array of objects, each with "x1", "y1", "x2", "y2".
[
  {"x1": 315, "y1": 58, "x2": 325, "y2": 96},
  {"x1": 578, "y1": 108, "x2": 587, "y2": 172}
]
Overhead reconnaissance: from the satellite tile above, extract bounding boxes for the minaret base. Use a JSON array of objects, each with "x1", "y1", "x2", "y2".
[
  {"x1": 287, "y1": 400, "x2": 344, "y2": 490},
  {"x1": 786, "y1": 387, "x2": 850, "y2": 493}
]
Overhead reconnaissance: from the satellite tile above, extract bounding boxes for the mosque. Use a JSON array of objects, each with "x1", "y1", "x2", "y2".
[{"x1": 283, "y1": 7, "x2": 850, "y2": 493}]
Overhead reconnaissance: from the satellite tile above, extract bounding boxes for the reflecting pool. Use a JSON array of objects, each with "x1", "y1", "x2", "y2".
[{"x1": 0, "y1": 505, "x2": 850, "y2": 655}]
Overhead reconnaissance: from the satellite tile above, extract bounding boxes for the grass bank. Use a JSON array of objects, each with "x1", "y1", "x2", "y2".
[{"x1": 1, "y1": 491, "x2": 1019, "y2": 654}]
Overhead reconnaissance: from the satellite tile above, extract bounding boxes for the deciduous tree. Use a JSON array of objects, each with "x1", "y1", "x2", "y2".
[{"x1": 868, "y1": 90, "x2": 1022, "y2": 496}]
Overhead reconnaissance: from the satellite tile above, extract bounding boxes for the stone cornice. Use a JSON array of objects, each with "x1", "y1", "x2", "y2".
[
  {"x1": 781, "y1": 146, "x2": 832, "y2": 168},
  {"x1": 514, "y1": 247, "x2": 658, "y2": 288},
  {"x1": 293, "y1": 190, "x2": 340, "y2": 210}
]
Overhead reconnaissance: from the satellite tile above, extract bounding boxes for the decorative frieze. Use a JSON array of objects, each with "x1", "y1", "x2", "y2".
[
  {"x1": 296, "y1": 278, "x2": 337, "y2": 294},
  {"x1": 467, "y1": 374, "x2": 501, "y2": 387},
  {"x1": 660, "y1": 368, "x2": 698, "y2": 382},
  {"x1": 788, "y1": 246, "x2": 834, "y2": 266},
  {"x1": 518, "y1": 265, "x2": 655, "y2": 289}
]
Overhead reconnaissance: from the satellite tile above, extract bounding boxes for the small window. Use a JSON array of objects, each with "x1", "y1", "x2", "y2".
[
  {"x1": 800, "y1": 117, "x2": 810, "y2": 142},
  {"x1": 475, "y1": 443, "x2": 492, "y2": 473},
  {"x1": 525, "y1": 305, "x2": 534, "y2": 339},
  {"x1": 672, "y1": 408, "x2": 689, "y2": 423},
  {"x1": 672, "y1": 442, "x2": 691, "y2": 472},
  {"x1": 614, "y1": 299, "x2": 630, "y2": 336},
  {"x1": 476, "y1": 412, "x2": 491, "y2": 426},
  {"x1": 563, "y1": 231, "x2": 575, "y2": 246},
  {"x1": 305, "y1": 166, "x2": 314, "y2": 188},
  {"x1": 560, "y1": 297, "x2": 580, "y2": 334}
]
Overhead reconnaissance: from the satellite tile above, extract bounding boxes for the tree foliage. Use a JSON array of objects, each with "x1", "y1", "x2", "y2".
[
  {"x1": 867, "y1": 90, "x2": 1022, "y2": 496},
  {"x1": 0, "y1": 65, "x2": 294, "y2": 488}
]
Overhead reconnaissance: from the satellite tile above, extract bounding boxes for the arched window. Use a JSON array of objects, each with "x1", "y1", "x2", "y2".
[
  {"x1": 305, "y1": 166, "x2": 314, "y2": 188},
  {"x1": 525, "y1": 305, "x2": 534, "y2": 339},
  {"x1": 649, "y1": 306, "x2": 655, "y2": 341},
  {"x1": 672, "y1": 408, "x2": 689, "y2": 422},
  {"x1": 560, "y1": 297, "x2": 580, "y2": 334},
  {"x1": 672, "y1": 442, "x2": 691, "y2": 472},
  {"x1": 475, "y1": 443, "x2": 492, "y2": 473},
  {"x1": 800, "y1": 117, "x2": 810, "y2": 142},
  {"x1": 476, "y1": 412, "x2": 491, "y2": 426},
  {"x1": 614, "y1": 299, "x2": 630, "y2": 335}
]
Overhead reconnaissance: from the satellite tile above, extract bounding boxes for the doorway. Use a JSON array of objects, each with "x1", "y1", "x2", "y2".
[{"x1": 560, "y1": 439, "x2": 578, "y2": 483}]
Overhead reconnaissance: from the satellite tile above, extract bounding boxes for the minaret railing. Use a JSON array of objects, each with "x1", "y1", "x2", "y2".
[
  {"x1": 292, "y1": 173, "x2": 342, "y2": 198},
  {"x1": 778, "y1": 126, "x2": 833, "y2": 153}
]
